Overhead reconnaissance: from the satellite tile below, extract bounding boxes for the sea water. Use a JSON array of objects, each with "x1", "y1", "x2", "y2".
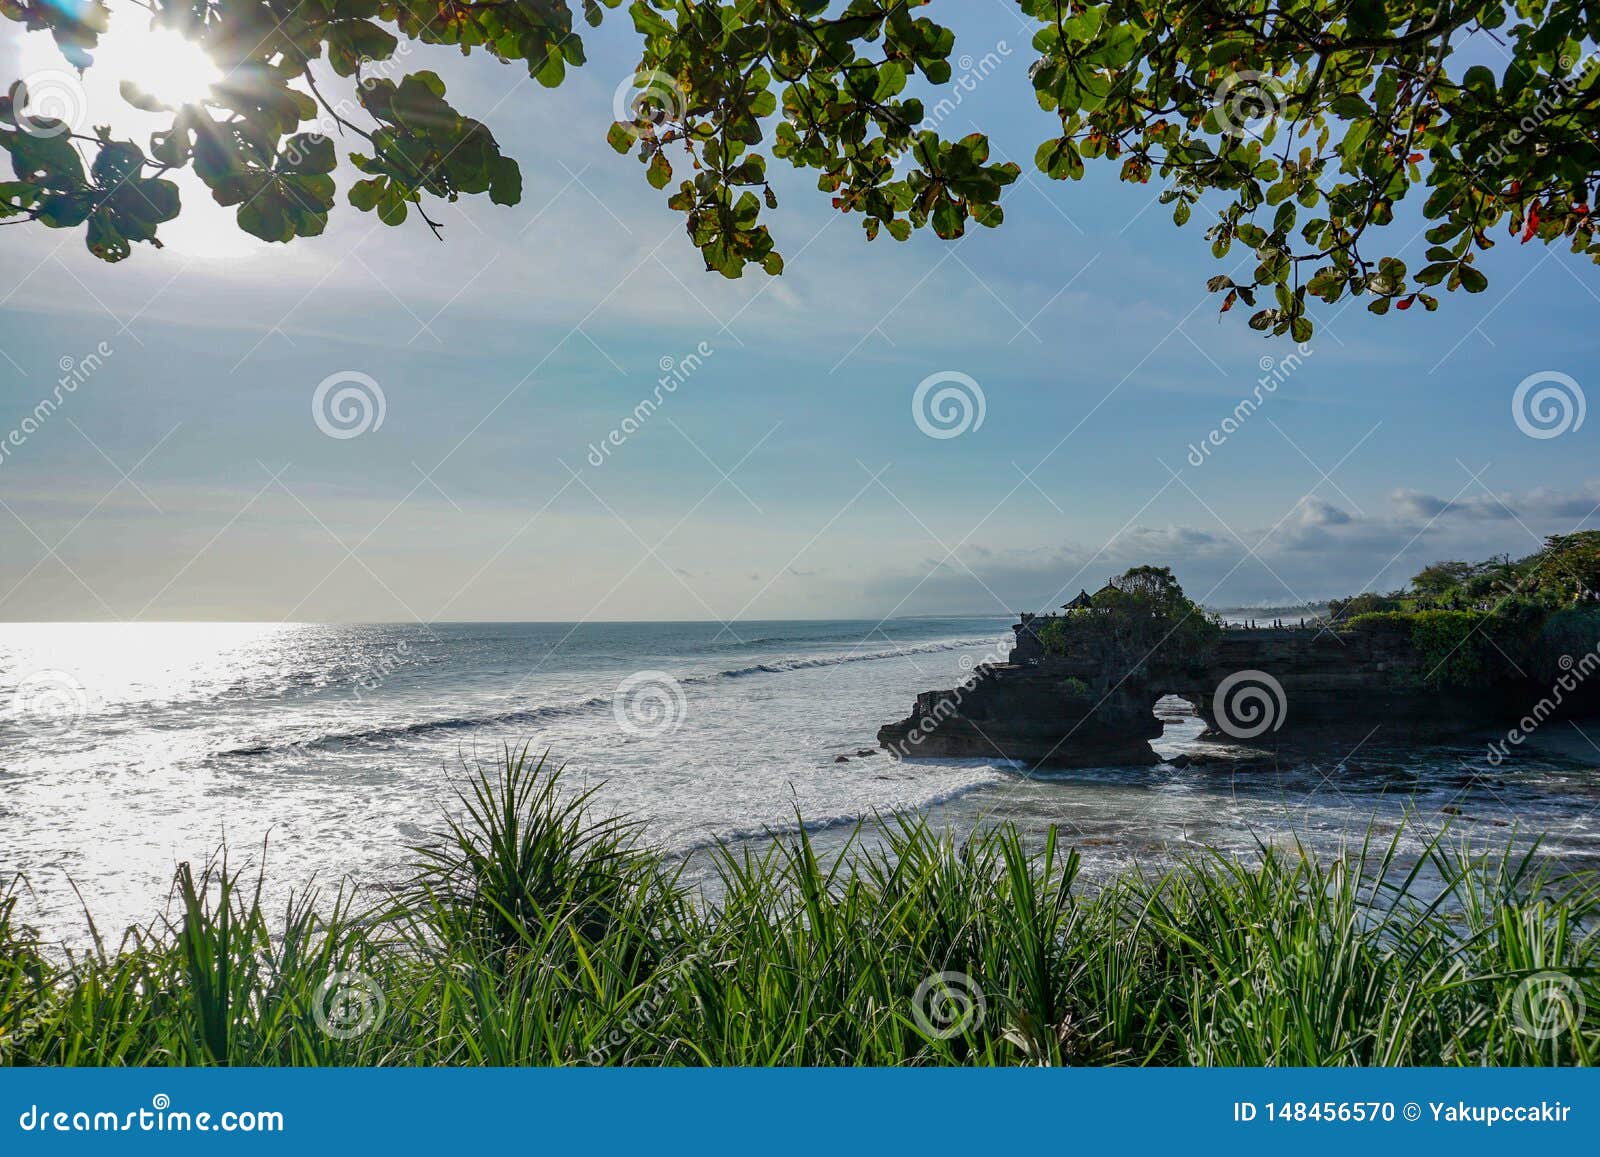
[{"x1": 3, "y1": 619, "x2": 1597, "y2": 943}]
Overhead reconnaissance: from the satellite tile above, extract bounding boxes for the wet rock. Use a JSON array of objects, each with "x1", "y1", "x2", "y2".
[{"x1": 877, "y1": 663, "x2": 1163, "y2": 769}]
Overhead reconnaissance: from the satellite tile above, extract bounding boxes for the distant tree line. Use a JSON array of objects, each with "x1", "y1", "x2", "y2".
[
  {"x1": 1328, "y1": 531, "x2": 1600, "y2": 620},
  {"x1": 1330, "y1": 531, "x2": 1600, "y2": 689}
]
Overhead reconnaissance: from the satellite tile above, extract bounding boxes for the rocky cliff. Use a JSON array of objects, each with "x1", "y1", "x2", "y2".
[
  {"x1": 879, "y1": 619, "x2": 1600, "y2": 767},
  {"x1": 878, "y1": 661, "x2": 1163, "y2": 767}
]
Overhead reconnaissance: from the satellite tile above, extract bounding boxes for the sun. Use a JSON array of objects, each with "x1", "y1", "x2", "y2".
[{"x1": 101, "y1": 25, "x2": 223, "y2": 109}]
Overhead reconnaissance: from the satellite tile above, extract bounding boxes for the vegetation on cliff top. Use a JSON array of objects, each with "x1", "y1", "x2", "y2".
[
  {"x1": 1331, "y1": 532, "x2": 1600, "y2": 620},
  {"x1": 1024, "y1": 540, "x2": 1597, "y2": 690},
  {"x1": 5, "y1": 750, "x2": 1594, "y2": 1067},
  {"x1": 1036, "y1": 566, "x2": 1221, "y2": 674},
  {"x1": 1333, "y1": 532, "x2": 1600, "y2": 689}
]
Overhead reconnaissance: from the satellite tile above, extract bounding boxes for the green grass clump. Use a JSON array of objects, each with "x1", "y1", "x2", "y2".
[{"x1": 2, "y1": 747, "x2": 1596, "y2": 1066}]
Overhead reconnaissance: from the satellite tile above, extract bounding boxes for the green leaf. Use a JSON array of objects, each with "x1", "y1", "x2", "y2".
[
  {"x1": 38, "y1": 190, "x2": 91, "y2": 228},
  {"x1": 4, "y1": 130, "x2": 86, "y2": 188},
  {"x1": 282, "y1": 134, "x2": 336, "y2": 175},
  {"x1": 606, "y1": 122, "x2": 635, "y2": 154},
  {"x1": 86, "y1": 208, "x2": 129, "y2": 261},
  {"x1": 348, "y1": 177, "x2": 384, "y2": 212},
  {"x1": 646, "y1": 151, "x2": 672, "y2": 189},
  {"x1": 489, "y1": 156, "x2": 522, "y2": 206},
  {"x1": 377, "y1": 183, "x2": 408, "y2": 226}
]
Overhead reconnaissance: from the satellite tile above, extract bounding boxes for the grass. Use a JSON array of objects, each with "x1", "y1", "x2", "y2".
[{"x1": 1, "y1": 746, "x2": 1596, "y2": 1066}]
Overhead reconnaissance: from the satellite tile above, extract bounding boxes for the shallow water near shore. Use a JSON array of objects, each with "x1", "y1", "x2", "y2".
[{"x1": 3, "y1": 619, "x2": 1599, "y2": 943}]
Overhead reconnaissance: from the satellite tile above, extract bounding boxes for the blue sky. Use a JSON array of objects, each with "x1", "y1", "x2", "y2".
[{"x1": 1, "y1": 6, "x2": 1596, "y2": 623}]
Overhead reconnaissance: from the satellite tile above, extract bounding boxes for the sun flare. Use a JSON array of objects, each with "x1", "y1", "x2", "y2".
[{"x1": 102, "y1": 25, "x2": 222, "y2": 109}]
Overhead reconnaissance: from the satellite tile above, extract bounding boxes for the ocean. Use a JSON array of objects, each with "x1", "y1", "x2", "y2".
[{"x1": 4, "y1": 618, "x2": 1599, "y2": 944}]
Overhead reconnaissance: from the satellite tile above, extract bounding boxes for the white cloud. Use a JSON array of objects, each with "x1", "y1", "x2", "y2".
[
  {"x1": 1391, "y1": 481, "x2": 1600, "y2": 523},
  {"x1": 1296, "y1": 496, "x2": 1351, "y2": 526}
]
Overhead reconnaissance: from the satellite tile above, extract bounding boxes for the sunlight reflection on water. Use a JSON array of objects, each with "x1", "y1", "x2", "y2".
[{"x1": 3, "y1": 623, "x2": 1597, "y2": 945}]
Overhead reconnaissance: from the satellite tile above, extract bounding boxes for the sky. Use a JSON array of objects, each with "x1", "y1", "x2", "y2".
[{"x1": 1, "y1": 5, "x2": 1596, "y2": 624}]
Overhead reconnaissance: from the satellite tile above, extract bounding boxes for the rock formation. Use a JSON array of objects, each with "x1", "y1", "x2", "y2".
[{"x1": 879, "y1": 616, "x2": 1600, "y2": 767}]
